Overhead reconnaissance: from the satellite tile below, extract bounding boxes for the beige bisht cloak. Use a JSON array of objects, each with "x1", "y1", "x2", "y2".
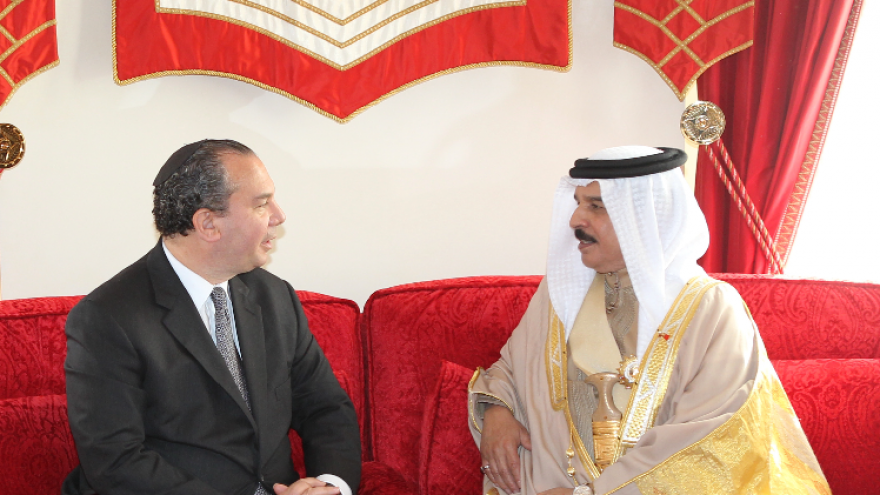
[{"x1": 469, "y1": 277, "x2": 829, "y2": 495}]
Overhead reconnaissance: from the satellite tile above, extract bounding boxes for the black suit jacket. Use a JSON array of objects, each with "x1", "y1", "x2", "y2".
[{"x1": 62, "y1": 242, "x2": 361, "y2": 495}]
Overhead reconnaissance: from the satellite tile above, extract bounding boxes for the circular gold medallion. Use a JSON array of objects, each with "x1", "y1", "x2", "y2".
[
  {"x1": 0, "y1": 124, "x2": 25, "y2": 169},
  {"x1": 680, "y1": 101, "x2": 725, "y2": 146}
]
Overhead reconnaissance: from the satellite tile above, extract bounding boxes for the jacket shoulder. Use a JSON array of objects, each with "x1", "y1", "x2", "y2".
[
  {"x1": 80, "y1": 253, "x2": 152, "y2": 305},
  {"x1": 236, "y1": 268, "x2": 294, "y2": 294}
]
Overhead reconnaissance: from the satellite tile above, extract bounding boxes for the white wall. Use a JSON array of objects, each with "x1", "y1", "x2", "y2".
[
  {"x1": 0, "y1": 0, "x2": 686, "y2": 306},
  {"x1": 784, "y1": 0, "x2": 880, "y2": 283}
]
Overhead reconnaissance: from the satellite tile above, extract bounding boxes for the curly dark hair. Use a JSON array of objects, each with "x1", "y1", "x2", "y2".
[{"x1": 152, "y1": 140, "x2": 254, "y2": 237}]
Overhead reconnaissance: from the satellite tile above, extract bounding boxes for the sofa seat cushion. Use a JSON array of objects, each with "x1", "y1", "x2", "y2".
[
  {"x1": 419, "y1": 360, "x2": 482, "y2": 495},
  {"x1": 0, "y1": 394, "x2": 78, "y2": 495},
  {"x1": 774, "y1": 358, "x2": 880, "y2": 495}
]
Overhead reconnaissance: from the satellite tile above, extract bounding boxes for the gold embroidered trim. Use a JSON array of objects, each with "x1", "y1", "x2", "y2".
[
  {"x1": 0, "y1": 0, "x2": 26, "y2": 20},
  {"x1": 773, "y1": 0, "x2": 863, "y2": 266},
  {"x1": 469, "y1": 368, "x2": 482, "y2": 433},
  {"x1": 607, "y1": 359, "x2": 830, "y2": 494},
  {"x1": 115, "y1": 0, "x2": 571, "y2": 122},
  {"x1": 0, "y1": 59, "x2": 58, "y2": 112},
  {"x1": 615, "y1": 2, "x2": 753, "y2": 47},
  {"x1": 0, "y1": 67, "x2": 12, "y2": 87},
  {"x1": 225, "y1": 0, "x2": 520, "y2": 28},
  {"x1": 0, "y1": 25, "x2": 13, "y2": 44},
  {"x1": 171, "y1": 0, "x2": 504, "y2": 27},
  {"x1": 547, "y1": 305, "x2": 601, "y2": 482},
  {"x1": 613, "y1": 1, "x2": 754, "y2": 100},
  {"x1": 0, "y1": 18, "x2": 59, "y2": 111},
  {"x1": 614, "y1": 40, "x2": 752, "y2": 101},
  {"x1": 234, "y1": 0, "x2": 397, "y2": 26},
  {"x1": 0, "y1": 20, "x2": 56, "y2": 64},
  {"x1": 468, "y1": 367, "x2": 515, "y2": 434},
  {"x1": 282, "y1": 0, "x2": 392, "y2": 26},
  {"x1": 156, "y1": 0, "x2": 527, "y2": 69},
  {"x1": 546, "y1": 307, "x2": 567, "y2": 410},
  {"x1": 676, "y1": 3, "x2": 705, "y2": 26},
  {"x1": 616, "y1": 276, "x2": 721, "y2": 457}
]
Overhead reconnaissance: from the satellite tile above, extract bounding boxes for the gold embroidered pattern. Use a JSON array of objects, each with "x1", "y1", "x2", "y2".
[
  {"x1": 547, "y1": 305, "x2": 601, "y2": 482},
  {"x1": 621, "y1": 362, "x2": 830, "y2": 494},
  {"x1": 616, "y1": 276, "x2": 720, "y2": 456},
  {"x1": 237, "y1": 0, "x2": 399, "y2": 26},
  {"x1": 156, "y1": 0, "x2": 527, "y2": 69},
  {"x1": 546, "y1": 307, "x2": 567, "y2": 410},
  {"x1": 115, "y1": 0, "x2": 572, "y2": 122},
  {"x1": 0, "y1": 9, "x2": 58, "y2": 112},
  {"x1": 613, "y1": 41, "x2": 752, "y2": 101},
  {"x1": 613, "y1": 0, "x2": 754, "y2": 100},
  {"x1": 604, "y1": 295, "x2": 829, "y2": 494}
]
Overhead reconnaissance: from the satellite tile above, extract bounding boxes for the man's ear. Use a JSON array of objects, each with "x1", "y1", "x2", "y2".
[{"x1": 192, "y1": 208, "x2": 221, "y2": 242}]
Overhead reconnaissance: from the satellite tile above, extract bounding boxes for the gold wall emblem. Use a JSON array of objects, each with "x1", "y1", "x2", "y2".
[
  {"x1": 0, "y1": 124, "x2": 25, "y2": 169},
  {"x1": 680, "y1": 101, "x2": 725, "y2": 146}
]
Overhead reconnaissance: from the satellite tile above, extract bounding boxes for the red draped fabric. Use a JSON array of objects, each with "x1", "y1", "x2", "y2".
[
  {"x1": 0, "y1": 0, "x2": 58, "y2": 110},
  {"x1": 695, "y1": 0, "x2": 863, "y2": 273},
  {"x1": 113, "y1": 0, "x2": 571, "y2": 122},
  {"x1": 613, "y1": 0, "x2": 755, "y2": 101}
]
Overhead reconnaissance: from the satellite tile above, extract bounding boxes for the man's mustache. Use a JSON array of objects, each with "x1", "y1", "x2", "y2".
[{"x1": 575, "y1": 229, "x2": 597, "y2": 244}]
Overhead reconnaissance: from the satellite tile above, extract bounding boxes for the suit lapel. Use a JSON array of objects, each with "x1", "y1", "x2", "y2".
[
  {"x1": 147, "y1": 242, "x2": 257, "y2": 428},
  {"x1": 229, "y1": 277, "x2": 270, "y2": 458}
]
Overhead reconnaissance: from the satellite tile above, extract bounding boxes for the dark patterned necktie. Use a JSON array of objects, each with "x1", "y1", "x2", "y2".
[
  {"x1": 210, "y1": 287, "x2": 251, "y2": 409},
  {"x1": 210, "y1": 288, "x2": 269, "y2": 495}
]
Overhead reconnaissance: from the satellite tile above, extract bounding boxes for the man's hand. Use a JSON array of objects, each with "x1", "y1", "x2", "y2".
[
  {"x1": 273, "y1": 478, "x2": 340, "y2": 495},
  {"x1": 480, "y1": 405, "x2": 532, "y2": 494}
]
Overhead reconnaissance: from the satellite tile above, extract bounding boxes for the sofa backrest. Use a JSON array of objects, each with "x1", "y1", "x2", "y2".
[
  {"x1": 287, "y1": 291, "x2": 367, "y2": 474},
  {"x1": 0, "y1": 296, "x2": 83, "y2": 400},
  {"x1": 716, "y1": 274, "x2": 880, "y2": 493},
  {"x1": 0, "y1": 290, "x2": 364, "y2": 492},
  {"x1": 716, "y1": 274, "x2": 880, "y2": 359},
  {"x1": 362, "y1": 274, "x2": 880, "y2": 495},
  {"x1": 0, "y1": 292, "x2": 363, "y2": 411},
  {"x1": 360, "y1": 276, "x2": 541, "y2": 485},
  {"x1": 296, "y1": 291, "x2": 364, "y2": 428}
]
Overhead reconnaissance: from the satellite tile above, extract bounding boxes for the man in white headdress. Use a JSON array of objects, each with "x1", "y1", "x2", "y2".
[{"x1": 468, "y1": 146, "x2": 829, "y2": 495}]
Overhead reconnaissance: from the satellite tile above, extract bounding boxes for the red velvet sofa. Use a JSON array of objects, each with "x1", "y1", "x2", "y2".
[
  {"x1": 0, "y1": 292, "x2": 413, "y2": 495},
  {"x1": 361, "y1": 274, "x2": 880, "y2": 495},
  {"x1": 3, "y1": 275, "x2": 879, "y2": 495}
]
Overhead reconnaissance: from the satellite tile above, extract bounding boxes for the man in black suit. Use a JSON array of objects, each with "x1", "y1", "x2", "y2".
[{"x1": 63, "y1": 140, "x2": 360, "y2": 495}]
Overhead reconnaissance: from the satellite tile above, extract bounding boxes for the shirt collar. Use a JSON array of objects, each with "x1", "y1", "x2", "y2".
[{"x1": 162, "y1": 241, "x2": 229, "y2": 307}]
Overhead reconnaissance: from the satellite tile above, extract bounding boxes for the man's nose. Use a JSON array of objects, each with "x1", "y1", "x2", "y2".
[
  {"x1": 270, "y1": 200, "x2": 287, "y2": 226},
  {"x1": 570, "y1": 208, "x2": 587, "y2": 229}
]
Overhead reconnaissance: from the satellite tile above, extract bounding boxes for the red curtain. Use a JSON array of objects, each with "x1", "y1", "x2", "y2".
[{"x1": 695, "y1": 0, "x2": 863, "y2": 273}]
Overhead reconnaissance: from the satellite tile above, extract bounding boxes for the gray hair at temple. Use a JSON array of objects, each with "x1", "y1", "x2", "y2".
[{"x1": 152, "y1": 139, "x2": 254, "y2": 237}]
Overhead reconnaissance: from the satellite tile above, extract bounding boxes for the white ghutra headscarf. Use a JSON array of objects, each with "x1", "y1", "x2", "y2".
[{"x1": 546, "y1": 146, "x2": 710, "y2": 359}]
